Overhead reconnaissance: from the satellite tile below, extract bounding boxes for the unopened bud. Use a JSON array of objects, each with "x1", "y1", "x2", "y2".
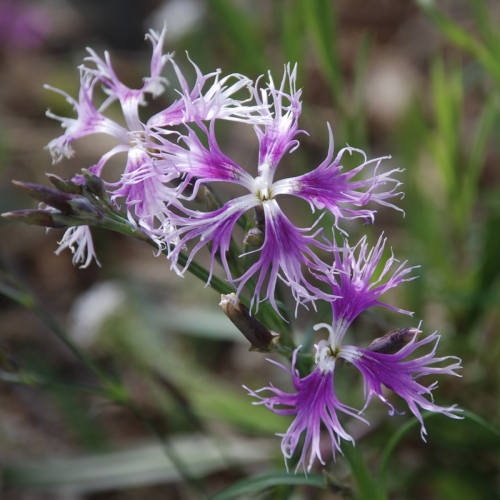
[
  {"x1": 67, "y1": 197, "x2": 101, "y2": 218},
  {"x1": 46, "y1": 173, "x2": 83, "y2": 195},
  {"x1": 243, "y1": 227, "x2": 264, "y2": 247},
  {"x1": 219, "y1": 293, "x2": 280, "y2": 351},
  {"x1": 82, "y1": 169, "x2": 106, "y2": 198},
  {"x1": 368, "y1": 327, "x2": 421, "y2": 355},
  {"x1": 12, "y1": 180, "x2": 74, "y2": 213},
  {"x1": 2, "y1": 209, "x2": 69, "y2": 228}
]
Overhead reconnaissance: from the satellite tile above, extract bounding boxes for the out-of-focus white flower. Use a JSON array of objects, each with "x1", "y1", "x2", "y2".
[
  {"x1": 68, "y1": 281, "x2": 127, "y2": 347},
  {"x1": 145, "y1": 0, "x2": 206, "y2": 42}
]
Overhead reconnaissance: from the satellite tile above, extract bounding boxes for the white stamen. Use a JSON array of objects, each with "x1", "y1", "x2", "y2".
[
  {"x1": 254, "y1": 161, "x2": 274, "y2": 201},
  {"x1": 314, "y1": 339, "x2": 337, "y2": 373}
]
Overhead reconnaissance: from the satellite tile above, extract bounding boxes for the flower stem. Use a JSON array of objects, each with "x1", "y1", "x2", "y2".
[
  {"x1": 341, "y1": 441, "x2": 384, "y2": 500},
  {"x1": 0, "y1": 371, "x2": 107, "y2": 397},
  {"x1": 126, "y1": 401, "x2": 208, "y2": 498}
]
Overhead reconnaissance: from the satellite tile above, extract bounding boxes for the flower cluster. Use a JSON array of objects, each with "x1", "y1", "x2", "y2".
[
  {"x1": 43, "y1": 26, "x2": 403, "y2": 310},
  {"x1": 35, "y1": 26, "x2": 461, "y2": 473},
  {"x1": 246, "y1": 235, "x2": 462, "y2": 471}
]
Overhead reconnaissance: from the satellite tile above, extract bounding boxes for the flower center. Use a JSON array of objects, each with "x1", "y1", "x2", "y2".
[
  {"x1": 254, "y1": 161, "x2": 274, "y2": 201},
  {"x1": 313, "y1": 323, "x2": 345, "y2": 373},
  {"x1": 314, "y1": 339, "x2": 338, "y2": 373}
]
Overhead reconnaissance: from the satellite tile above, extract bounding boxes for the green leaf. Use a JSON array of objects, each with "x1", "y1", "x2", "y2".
[
  {"x1": 464, "y1": 93, "x2": 499, "y2": 216},
  {"x1": 208, "y1": 0, "x2": 268, "y2": 75},
  {"x1": 416, "y1": 0, "x2": 500, "y2": 85},
  {"x1": 465, "y1": 206, "x2": 500, "y2": 328},
  {"x1": 0, "y1": 282, "x2": 30, "y2": 307},
  {"x1": 280, "y1": 0, "x2": 306, "y2": 79},
  {"x1": 464, "y1": 0, "x2": 500, "y2": 54},
  {"x1": 430, "y1": 58, "x2": 462, "y2": 198},
  {"x1": 301, "y1": 0, "x2": 343, "y2": 104},
  {"x1": 3, "y1": 436, "x2": 274, "y2": 494},
  {"x1": 208, "y1": 472, "x2": 325, "y2": 500},
  {"x1": 350, "y1": 33, "x2": 372, "y2": 148}
]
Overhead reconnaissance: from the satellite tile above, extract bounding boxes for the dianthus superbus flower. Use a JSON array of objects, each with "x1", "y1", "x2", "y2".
[
  {"x1": 246, "y1": 235, "x2": 462, "y2": 471},
  {"x1": 151, "y1": 66, "x2": 403, "y2": 313},
  {"x1": 43, "y1": 25, "x2": 267, "y2": 263},
  {"x1": 244, "y1": 347, "x2": 364, "y2": 473}
]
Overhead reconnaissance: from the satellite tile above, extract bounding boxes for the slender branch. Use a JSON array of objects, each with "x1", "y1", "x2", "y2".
[
  {"x1": 0, "y1": 372, "x2": 107, "y2": 397},
  {"x1": 0, "y1": 264, "x2": 111, "y2": 384},
  {"x1": 126, "y1": 401, "x2": 208, "y2": 498}
]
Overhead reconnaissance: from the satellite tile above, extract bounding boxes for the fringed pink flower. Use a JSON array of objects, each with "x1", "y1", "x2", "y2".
[
  {"x1": 151, "y1": 67, "x2": 403, "y2": 313},
  {"x1": 244, "y1": 347, "x2": 363, "y2": 472},
  {"x1": 43, "y1": 25, "x2": 267, "y2": 267},
  {"x1": 316, "y1": 234, "x2": 419, "y2": 346},
  {"x1": 340, "y1": 333, "x2": 462, "y2": 440},
  {"x1": 247, "y1": 235, "x2": 461, "y2": 470}
]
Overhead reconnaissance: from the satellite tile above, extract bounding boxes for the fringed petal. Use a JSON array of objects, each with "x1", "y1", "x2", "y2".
[
  {"x1": 273, "y1": 124, "x2": 404, "y2": 227},
  {"x1": 234, "y1": 200, "x2": 335, "y2": 315},
  {"x1": 314, "y1": 234, "x2": 418, "y2": 345},
  {"x1": 341, "y1": 332, "x2": 462, "y2": 440},
  {"x1": 253, "y1": 64, "x2": 304, "y2": 173},
  {"x1": 44, "y1": 71, "x2": 130, "y2": 162},
  {"x1": 55, "y1": 225, "x2": 100, "y2": 269}
]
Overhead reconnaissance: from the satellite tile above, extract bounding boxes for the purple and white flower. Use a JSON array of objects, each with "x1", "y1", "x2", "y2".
[
  {"x1": 247, "y1": 235, "x2": 462, "y2": 471},
  {"x1": 44, "y1": 25, "x2": 267, "y2": 264},
  {"x1": 151, "y1": 66, "x2": 403, "y2": 313},
  {"x1": 244, "y1": 347, "x2": 364, "y2": 473}
]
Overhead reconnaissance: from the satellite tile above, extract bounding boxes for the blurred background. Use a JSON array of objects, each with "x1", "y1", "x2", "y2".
[{"x1": 0, "y1": 0, "x2": 499, "y2": 499}]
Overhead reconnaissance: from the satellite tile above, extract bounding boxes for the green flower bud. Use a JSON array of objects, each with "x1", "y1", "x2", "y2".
[
  {"x1": 82, "y1": 169, "x2": 106, "y2": 198},
  {"x1": 2, "y1": 209, "x2": 68, "y2": 228},
  {"x1": 243, "y1": 227, "x2": 264, "y2": 247},
  {"x1": 46, "y1": 173, "x2": 83, "y2": 195},
  {"x1": 12, "y1": 180, "x2": 74, "y2": 214}
]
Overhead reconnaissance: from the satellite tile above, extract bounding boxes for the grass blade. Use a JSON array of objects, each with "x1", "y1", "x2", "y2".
[{"x1": 208, "y1": 472, "x2": 325, "y2": 500}]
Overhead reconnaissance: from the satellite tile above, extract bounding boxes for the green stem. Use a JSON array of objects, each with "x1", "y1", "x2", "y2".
[
  {"x1": 33, "y1": 302, "x2": 113, "y2": 383},
  {"x1": 0, "y1": 372, "x2": 107, "y2": 397},
  {"x1": 0, "y1": 265, "x2": 111, "y2": 384},
  {"x1": 95, "y1": 217, "x2": 241, "y2": 299},
  {"x1": 342, "y1": 441, "x2": 384, "y2": 500},
  {"x1": 462, "y1": 409, "x2": 500, "y2": 438},
  {"x1": 377, "y1": 414, "x2": 433, "y2": 496},
  {"x1": 126, "y1": 401, "x2": 208, "y2": 498},
  {"x1": 174, "y1": 249, "x2": 238, "y2": 298}
]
